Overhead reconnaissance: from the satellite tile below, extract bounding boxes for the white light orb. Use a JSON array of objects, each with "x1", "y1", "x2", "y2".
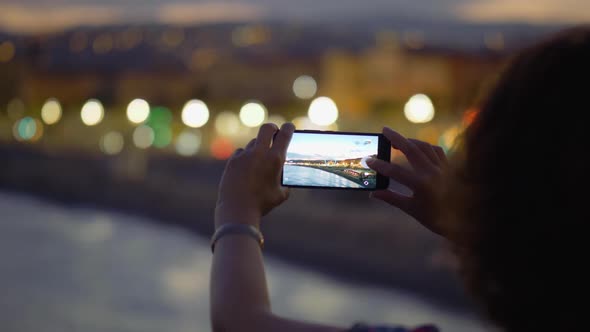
[
  {"x1": 214, "y1": 111, "x2": 241, "y2": 136},
  {"x1": 293, "y1": 75, "x2": 317, "y2": 99},
  {"x1": 100, "y1": 131, "x2": 124, "y2": 155},
  {"x1": 41, "y1": 98, "x2": 62, "y2": 125},
  {"x1": 181, "y1": 99, "x2": 209, "y2": 128},
  {"x1": 404, "y1": 94, "x2": 435, "y2": 124},
  {"x1": 133, "y1": 125, "x2": 154, "y2": 149},
  {"x1": 239, "y1": 102, "x2": 267, "y2": 128},
  {"x1": 126, "y1": 98, "x2": 150, "y2": 124},
  {"x1": 308, "y1": 96, "x2": 338, "y2": 126},
  {"x1": 292, "y1": 116, "x2": 338, "y2": 131},
  {"x1": 175, "y1": 129, "x2": 202, "y2": 156},
  {"x1": 80, "y1": 99, "x2": 104, "y2": 126}
]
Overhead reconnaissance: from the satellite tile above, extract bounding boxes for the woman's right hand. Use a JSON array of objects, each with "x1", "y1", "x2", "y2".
[{"x1": 367, "y1": 127, "x2": 448, "y2": 236}]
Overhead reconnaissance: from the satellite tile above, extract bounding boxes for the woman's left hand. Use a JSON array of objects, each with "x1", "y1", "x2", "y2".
[{"x1": 215, "y1": 123, "x2": 295, "y2": 229}]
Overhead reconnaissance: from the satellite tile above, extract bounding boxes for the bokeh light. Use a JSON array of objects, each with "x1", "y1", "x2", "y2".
[
  {"x1": 93, "y1": 33, "x2": 114, "y2": 54},
  {"x1": 147, "y1": 106, "x2": 173, "y2": 148},
  {"x1": 6, "y1": 98, "x2": 25, "y2": 120},
  {"x1": 80, "y1": 99, "x2": 104, "y2": 126},
  {"x1": 211, "y1": 137, "x2": 235, "y2": 160},
  {"x1": 117, "y1": 28, "x2": 143, "y2": 50},
  {"x1": 40, "y1": 98, "x2": 62, "y2": 125},
  {"x1": 133, "y1": 125, "x2": 155, "y2": 149},
  {"x1": 308, "y1": 97, "x2": 339, "y2": 126},
  {"x1": 0, "y1": 41, "x2": 16, "y2": 63},
  {"x1": 463, "y1": 108, "x2": 479, "y2": 126},
  {"x1": 439, "y1": 126, "x2": 462, "y2": 152},
  {"x1": 13, "y1": 117, "x2": 43, "y2": 142},
  {"x1": 232, "y1": 25, "x2": 271, "y2": 47},
  {"x1": 181, "y1": 100, "x2": 210, "y2": 128},
  {"x1": 126, "y1": 99, "x2": 150, "y2": 124},
  {"x1": 148, "y1": 106, "x2": 173, "y2": 126},
  {"x1": 239, "y1": 102, "x2": 267, "y2": 128},
  {"x1": 152, "y1": 126, "x2": 172, "y2": 148},
  {"x1": 267, "y1": 115, "x2": 287, "y2": 126},
  {"x1": 404, "y1": 94, "x2": 435, "y2": 124},
  {"x1": 100, "y1": 132, "x2": 124, "y2": 155},
  {"x1": 292, "y1": 116, "x2": 338, "y2": 131},
  {"x1": 161, "y1": 28, "x2": 185, "y2": 48},
  {"x1": 175, "y1": 130, "x2": 202, "y2": 156},
  {"x1": 293, "y1": 75, "x2": 318, "y2": 99},
  {"x1": 214, "y1": 111, "x2": 241, "y2": 136}
]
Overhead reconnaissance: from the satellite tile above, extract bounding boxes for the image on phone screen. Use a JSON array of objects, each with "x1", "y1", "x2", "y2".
[{"x1": 282, "y1": 131, "x2": 388, "y2": 190}]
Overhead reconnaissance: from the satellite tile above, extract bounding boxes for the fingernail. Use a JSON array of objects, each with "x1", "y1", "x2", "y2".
[{"x1": 366, "y1": 157, "x2": 376, "y2": 165}]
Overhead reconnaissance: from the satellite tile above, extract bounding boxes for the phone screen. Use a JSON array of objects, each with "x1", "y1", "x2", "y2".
[{"x1": 282, "y1": 131, "x2": 387, "y2": 190}]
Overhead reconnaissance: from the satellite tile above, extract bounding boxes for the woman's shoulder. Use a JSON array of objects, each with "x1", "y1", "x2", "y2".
[{"x1": 349, "y1": 323, "x2": 440, "y2": 332}]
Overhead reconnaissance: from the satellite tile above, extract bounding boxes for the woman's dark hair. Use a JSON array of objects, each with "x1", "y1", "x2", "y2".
[{"x1": 443, "y1": 26, "x2": 590, "y2": 331}]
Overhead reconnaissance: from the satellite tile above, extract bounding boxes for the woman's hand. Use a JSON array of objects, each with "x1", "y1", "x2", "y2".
[
  {"x1": 215, "y1": 123, "x2": 295, "y2": 229},
  {"x1": 367, "y1": 127, "x2": 448, "y2": 236}
]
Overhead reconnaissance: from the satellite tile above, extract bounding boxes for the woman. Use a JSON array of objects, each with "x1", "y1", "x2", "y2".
[{"x1": 210, "y1": 27, "x2": 589, "y2": 331}]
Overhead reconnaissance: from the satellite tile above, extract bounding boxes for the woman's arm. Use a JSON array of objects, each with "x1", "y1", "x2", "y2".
[{"x1": 210, "y1": 122, "x2": 346, "y2": 332}]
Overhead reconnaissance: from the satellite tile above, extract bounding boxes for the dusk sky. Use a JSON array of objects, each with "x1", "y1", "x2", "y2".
[
  {"x1": 287, "y1": 133, "x2": 378, "y2": 161},
  {"x1": 1, "y1": 0, "x2": 589, "y2": 34}
]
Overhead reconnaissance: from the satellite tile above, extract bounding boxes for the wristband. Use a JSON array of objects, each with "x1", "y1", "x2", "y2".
[{"x1": 210, "y1": 223, "x2": 264, "y2": 253}]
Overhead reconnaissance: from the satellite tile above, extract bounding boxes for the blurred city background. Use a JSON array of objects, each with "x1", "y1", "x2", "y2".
[{"x1": 0, "y1": 1, "x2": 587, "y2": 331}]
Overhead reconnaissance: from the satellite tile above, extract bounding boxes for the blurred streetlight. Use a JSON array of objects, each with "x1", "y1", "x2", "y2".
[
  {"x1": 13, "y1": 117, "x2": 43, "y2": 142},
  {"x1": 404, "y1": 94, "x2": 435, "y2": 124},
  {"x1": 181, "y1": 100, "x2": 209, "y2": 128},
  {"x1": 308, "y1": 96, "x2": 338, "y2": 126},
  {"x1": 293, "y1": 116, "x2": 338, "y2": 130},
  {"x1": 41, "y1": 98, "x2": 62, "y2": 125},
  {"x1": 80, "y1": 99, "x2": 104, "y2": 126},
  {"x1": 100, "y1": 132, "x2": 124, "y2": 155},
  {"x1": 175, "y1": 129, "x2": 202, "y2": 156},
  {"x1": 293, "y1": 75, "x2": 317, "y2": 99},
  {"x1": 239, "y1": 102, "x2": 267, "y2": 127},
  {"x1": 93, "y1": 33, "x2": 114, "y2": 54},
  {"x1": 215, "y1": 111, "x2": 240, "y2": 136},
  {"x1": 133, "y1": 125, "x2": 154, "y2": 149},
  {"x1": 211, "y1": 137, "x2": 235, "y2": 160},
  {"x1": 126, "y1": 99, "x2": 150, "y2": 124}
]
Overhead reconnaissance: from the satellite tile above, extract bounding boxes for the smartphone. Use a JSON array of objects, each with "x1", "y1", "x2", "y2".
[{"x1": 281, "y1": 130, "x2": 390, "y2": 190}]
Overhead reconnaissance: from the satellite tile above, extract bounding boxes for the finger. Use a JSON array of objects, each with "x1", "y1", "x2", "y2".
[
  {"x1": 225, "y1": 148, "x2": 245, "y2": 172},
  {"x1": 231, "y1": 148, "x2": 244, "y2": 158},
  {"x1": 255, "y1": 123, "x2": 279, "y2": 151},
  {"x1": 409, "y1": 138, "x2": 440, "y2": 166},
  {"x1": 245, "y1": 139, "x2": 256, "y2": 150},
  {"x1": 270, "y1": 122, "x2": 295, "y2": 157},
  {"x1": 383, "y1": 127, "x2": 433, "y2": 172},
  {"x1": 432, "y1": 145, "x2": 448, "y2": 166},
  {"x1": 367, "y1": 158, "x2": 419, "y2": 188},
  {"x1": 370, "y1": 190, "x2": 412, "y2": 214}
]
